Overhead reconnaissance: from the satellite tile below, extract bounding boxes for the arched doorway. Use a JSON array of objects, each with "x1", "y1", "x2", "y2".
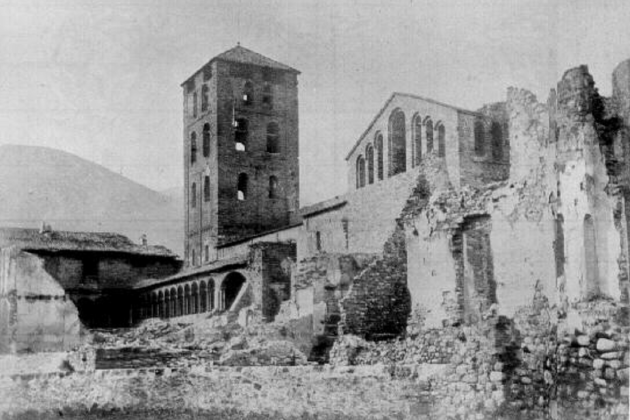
[{"x1": 222, "y1": 272, "x2": 246, "y2": 311}]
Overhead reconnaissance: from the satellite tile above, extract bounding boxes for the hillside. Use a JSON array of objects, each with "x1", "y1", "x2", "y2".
[{"x1": 0, "y1": 145, "x2": 183, "y2": 256}]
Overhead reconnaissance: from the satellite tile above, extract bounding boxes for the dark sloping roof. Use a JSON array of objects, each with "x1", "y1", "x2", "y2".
[
  {"x1": 300, "y1": 196, "x2": 347, "y2": 218},
  {"x1": 0, "y1": 227, "x2": 177, "y2": 258},
  {"x1": 344, "y1": 92, "x2": 479, "y2": 161},
  {"x1": 215, "y1": 45, "x2": 299, "y2": 73},
  {"x1": 182, "y1": 45, "x2": 300, "y2": 86},
  {"x1": 134, "y1": 255, "x2": 248, "y2": 289}
]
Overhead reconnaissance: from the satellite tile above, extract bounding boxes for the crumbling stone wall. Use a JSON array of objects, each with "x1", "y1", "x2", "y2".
[
  {"x1": 0, "y1": 365, "x2": 436, "y2": 420},
  {"x1": 329, "y1": 59, "x2": 630, "y2": 419},
  {"x1": 339, "y1": 225, "x2": 411, "y2": 339},
  {"x1": 0, "y1": 247, "x2": 81, "y2": 353}
]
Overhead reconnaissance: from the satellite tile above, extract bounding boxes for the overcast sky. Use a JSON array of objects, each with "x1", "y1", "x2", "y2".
[{"x1": 1, "y1": 0, "x2": 629, "y2": 205}]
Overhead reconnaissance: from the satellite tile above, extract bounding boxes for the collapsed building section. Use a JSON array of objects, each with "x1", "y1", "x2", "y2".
[{"x1": 0, "y1": 227, "x2": 181, "y2": 353}]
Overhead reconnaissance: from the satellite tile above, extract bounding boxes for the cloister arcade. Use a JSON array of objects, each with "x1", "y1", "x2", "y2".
[{"x1": 138, "y1": 271, "x2": 247, "y2": 320}]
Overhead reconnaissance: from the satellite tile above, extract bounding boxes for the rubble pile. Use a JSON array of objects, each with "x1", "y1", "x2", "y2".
[{"x1": 87, "y1": 316, "x2": 307, "y2": 369}]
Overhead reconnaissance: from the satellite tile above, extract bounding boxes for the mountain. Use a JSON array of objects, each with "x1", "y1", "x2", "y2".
[{"x1": 0, "y1": 145, "x2": 184, "y2": 256}]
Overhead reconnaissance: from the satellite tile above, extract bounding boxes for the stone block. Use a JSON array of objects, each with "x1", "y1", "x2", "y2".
[
  {"x1": 593, "y1": 358, "x2": 605, "y2": 370},
  {"x1": 577, "y1": 335, "x2": 590, "y2": 346},
  {"x1": 601, "y1": 351, "x2": 621, "y2": 360},
  {"x1": 489, "y1": 371, "x2": 503, "y2": 382},
  {"x1": 596, "y1": 338, "x2": 616, "y2": 352}
]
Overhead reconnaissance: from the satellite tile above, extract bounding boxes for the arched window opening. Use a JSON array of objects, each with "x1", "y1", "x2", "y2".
[
  {"x1": 413, "y1": 114, "x2": 422, "y2": 166},
  {"x1": 584, "y1": 215, "x2": 600, "y2": 298},
  {"x1": 437, "y1": 123, "x2": 446, "y2": 157},
  {"x1": 388, "y1": 109, "x2": 406, "y2": 176},
  {"x1": 266, "y1": 122, "x2": 280, "y2": 153},
  {"x1": 203, "y1": 123, "x2": 210, "y2": 157},
  {"x1": 222, "y1": 272, "x2": 246, "y2": 311},
  {"x1": 262, "y1": 83, "x2": 273, "y2": 109},
  {"x1": 315, "y1": 231, "x2": 322, "y2": 252},
  {"x1": 366, "y1": 145, "x2": 374, "y2": 184},
  {"x1": 356, "y1": 155, "x2": 365, "y2": 188},
  {"x1": 204, "y1": 176, "x2": 210, "y2": 202},
  {"x1": 204, "y1": 244, "x2": 209, "y2": 262},
  {"x1": 191, "y1": 283, "x2": 199, "y2": 314},
  {"x1": 269, "y1": 176, "x2": 279, "y2": 199},
  {"x1": 474, "y1": 120, "x2": 485, "y2": 156},
  {"x1": 425, "y1": 118, "x2": 434, "y2": 154},
  {"x1": 170, "y1": 287, "x2": 177, "y2": 317},
  {"x1": 243, "y1": 81, "x2": 254, "y2": 106},
  {"x1": 164, "y1": 290, "x2": 170, "y2": 318},
  {"x1": 184, "y1": 284, "x2": 191, "y2": 315},
  {"x1": 190, "y1": 132, "x2": 197, "y2": 164},
  {"x1": 491, "y1": 122, "x2": 503, "y2": 160},
  {"x1": 208, "y1": 280, "x2": 215, "y2": 311},
  {"x1": 191, "y1": 249, "x2": 196, "y2": 267},
  {"x1": 375, "y1": 133, "x2": 384, "y2": 181},
  {"x1": 191, "y1": 183, "x2": 197, "y2": 208},
  {"x1": 158, "y1": 291, "x2": 164, "y2": 318},
  {"x1": 237, "y1": 173, "x2": 248, "y2": 201},
  {"x1": 192, "y1": 91, "x2": 198, "y2": 118},
  {"x1": 177, "y1": 287, "x2": 184, "y2": 317},
  {"x1": 199, "y1": 281, "x2": 207, "y2": 313},
  {"x1": 234, "y1": 118, "x2": 248, "y2": 151},
  {"x1": 201, "y1": 85, "x2": 209, "y2": 112}
]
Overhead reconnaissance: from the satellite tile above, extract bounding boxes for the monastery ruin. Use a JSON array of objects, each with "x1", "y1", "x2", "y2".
[{"x1": 0, "y1": 46, "x2": 629, "y2": 419}]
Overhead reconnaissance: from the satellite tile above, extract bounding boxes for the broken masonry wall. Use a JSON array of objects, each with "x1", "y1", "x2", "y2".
[
  {"x1": 0, "y1": 247, "x2": 81, "y2": 354},
  {"x1": 613, "y1": 59, "x2": 630, "y2": 303},
  {"x1": 405, "y1": 226, "x2": 458, "y2": 329},
  {"x1": 339, "y1": 224, "x2": 411, "y2": 339},
  {"x1": 556, "y1": 299, "x2": 629, "y2": 419},
  {"x1": 290, "y1": 252, "x2": 373, "y2": 357},
  {"x1": 299, "y1": 166, "x2": 423, "y2": 262},
  {"x1": 556, "y1": 66, "x2": 624, "y2": 304},
  {"x1": 457, "y1": 106, "x2": 509, "y2": 189},
  {"x1": 337, "y1": 169, "x2": 439, "y2": 340},
  {"x1": 257, "y1": 242, "x2": 295, "y2": 321}
]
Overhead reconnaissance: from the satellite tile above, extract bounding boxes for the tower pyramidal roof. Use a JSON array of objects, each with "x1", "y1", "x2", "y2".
[
  {"x1": 214, "y1": 45, "x2": 300, "y2": 73},
  {"x1": 183, "y1": 45, "x2": 300, "y2": 85}
]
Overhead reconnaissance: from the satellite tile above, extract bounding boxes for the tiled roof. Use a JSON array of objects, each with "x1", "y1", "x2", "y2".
[
  {"x1": 133, "y1": 255, "x2": 248, "y2": 290},
  {"x1": 214, "y1": 45, "x2": 299, "y2": 73},
  {"x1": 182, "y1": 45, "x2": 300, "y2": 86},
  {"x1": 299, "y1": 196, "x2": 347, "y2": 217},
  {"x1": 0, "y1": 227, "x2": 177, "y2": 258}
]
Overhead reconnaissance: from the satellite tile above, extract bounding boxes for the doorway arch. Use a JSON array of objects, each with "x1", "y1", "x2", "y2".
[{"x1": 222, "y1": 272, "x2": 246, "y2": 311}]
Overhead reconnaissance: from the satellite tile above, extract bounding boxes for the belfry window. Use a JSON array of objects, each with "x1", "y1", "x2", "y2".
[
  {"x1": 262, "y1": 83, "x2": 273, "y2": 109},
  {"x1": 190, "y1": 132, "x2": 197, "y2": 164},
  {"x1": 201, "y1": 85, "x2": 209, "y2": 112},
  {"x1": 269, "y1": 175, "x2": 278, "y2": 198},
  {"x1": 192, "y1": 91, "x2": 198, "y2": 118},
  {"x1": 388, "y1": 109, "x2": 406, "y2": 176},
  {"x1": 204, "y1": 175, "x2": 210, "y2": 202},
  {"x1": 243, "y1": 81, "x2": 254, "y2": 106},
  {"x1": 191, "y1": 183, "x2": 197, "y2": 208},
  {"x1": 237, "y1": 173, "x2": 248, "y2": 201},
  {"x1": 266, "y1": 122, "x2": 280, "y2": 153},
  {"x1": 234, "y1": 118, "x2": 248, "y2": 151},
  {"x1": 203, "y1": 123, "x2": 210, "y2": 157}
]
